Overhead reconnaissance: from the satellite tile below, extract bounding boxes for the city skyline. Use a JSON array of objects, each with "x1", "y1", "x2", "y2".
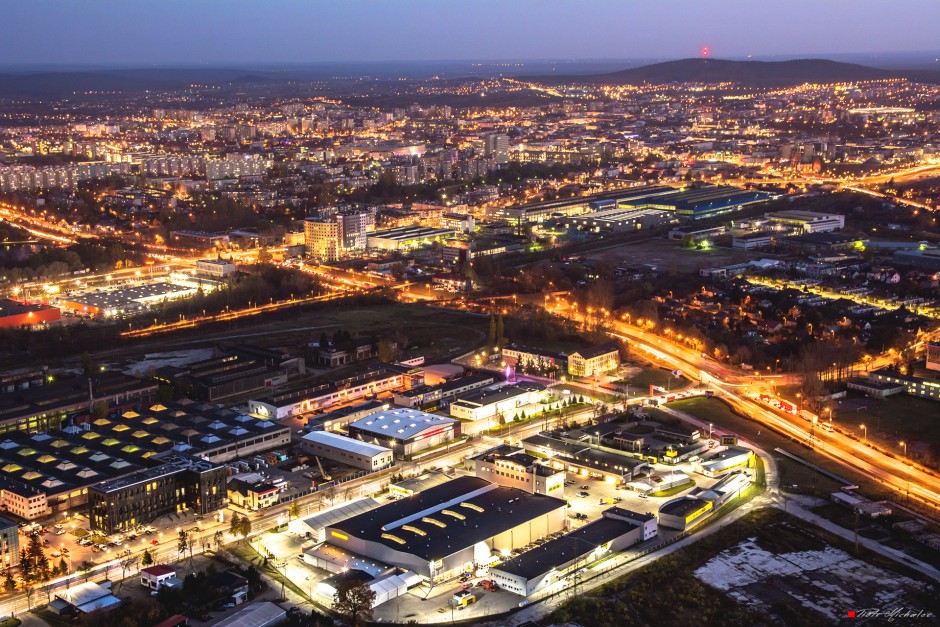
[{"x1": 1, "y1": 0, "x2": 938, "y2": 67}]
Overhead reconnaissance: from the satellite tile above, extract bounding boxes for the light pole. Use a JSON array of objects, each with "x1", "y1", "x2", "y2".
[
  {"x1": 860, "y1": 424, "x2": 867, "y2": 444},
  {"x1": 900, "y1": 441, "x2": 908, "y2": 462}
]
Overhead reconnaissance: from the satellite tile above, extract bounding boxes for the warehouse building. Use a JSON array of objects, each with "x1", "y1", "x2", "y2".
[
  {"x1": 347, "y1": 408, "x2": 459, "y2": 458},
  {"x1": 154, "y1": 353, "x2": 291, "y2": 402},
  {"x1": 388, "y1": 470, "x2": 455, "y2": 498},
  {"x1": 305, "y1": 400, "x2": 389, "y2": 432},
  {"x1": 490, "y1": 508, "x2": 657, "y2": 597},
  {"x1": 291, "y1": 497, "x2": 381, "y2": 543},
  {"x1": 765, "y1": 210, "x2": 844, "y2": 234},
  {"x1": 300, "y1": 430, "x2": 394, "y2": 471},
  {"x1": 467, "y1": 445, "x2": 565, "y2": 496},
  {"x1": 0, "y1": 299, "x2": 60, "y2": 328},
  {"x1": 367, "y1": 226, "x2": 454, "y2": 251},
  {"x1": 449, "y1": 382, "x2": 545, "y2": 422},
  {"x1": 249, "y1": 365, "x2": 423, "y2": 420},
  {"x1": 521, "y1": 434, "x2": 648, "y2": 483},
  {"x1": 324, "y1": 476, "x2": 567, "y2": 580},
  {"x1": 658, "y1": 471, "x2": 751, "y2": 530}
]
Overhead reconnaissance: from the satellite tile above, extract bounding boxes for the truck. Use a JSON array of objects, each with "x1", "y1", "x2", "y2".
[{"x1": 453, "y1": 590, "x2": 476, "y2": 607}]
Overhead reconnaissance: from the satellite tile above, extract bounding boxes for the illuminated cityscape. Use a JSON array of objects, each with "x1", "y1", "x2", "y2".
[{"x1": 0, "y1": 2, "x2": 938, "y2": 626}]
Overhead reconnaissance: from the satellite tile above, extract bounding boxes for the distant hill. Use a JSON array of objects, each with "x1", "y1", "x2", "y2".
[{"x1": 527, "y1": 58, "x2": 940, "y2": 87}]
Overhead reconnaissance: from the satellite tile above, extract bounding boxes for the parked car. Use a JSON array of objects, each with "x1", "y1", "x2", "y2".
[
  {"x1": 579, "y1": 485, "x2": 590, "y2": 490},
  {"x1": 577, "y1": 491, "x2": 589, "y2": 498}
]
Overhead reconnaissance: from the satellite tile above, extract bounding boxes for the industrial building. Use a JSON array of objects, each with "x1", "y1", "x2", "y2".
[
  {"x1": 366, "y1": 226, "x2": 454, "y2": 251},
  {"x1": 88, "y1": 453, "x2": 226, "y2": 533},
  {"x1": 566, "y1": 206, "x2": 674, "y2": 233},
  {"x1": 324, "y1": 476, "x2": 568, "y2": 580},
  {"x1": 249, "y1": 365, "x2": 423, "y2": 420},
  {"x1": 388, "y1": 470, "x2": 455, "y2": 498},
  {"x1": 347, "y1": 408, "x2": 460, "y2": 457},
  {"x1": 0, "y1": 371, "x2": 157, "y2": 434},
  {"x1": 300, "y1": 430, "x2": 394, "y2": 471},
  {"x1": 467, "y1": 445, "x2": 565, "y2": 496},
  {"x1": 392, "y1": 373, "x2": 495, "y2": 410},
  {"x1": 567, "y1": 343, "x2": 620, "y2": 377},
  {"x1": 494, "y1": 185, "x2": 674, "y2": 224},
  {"x1": 0, "y1": 299, "x2": 61, "y2": 328},
  {"x1": 521, "y1": 434, "x2": 648, "y2": 482},
  {"x1": 155, "y1": 353, "x2": 293, "y2": 401},
  {"x1": 291, "y1": 497, "x2": 380, "y2": 543},
  {"x1": 305, "y1": 399, "x2": 389, "y2": 432},
  {"x1": 449, "y1": 382, "x2": 545, "y2": 422},
  {"x1": 765, "y1": 210, "x2": 845, "y2": 233},
  {"x1": 490, "y1": 508, "x2": 656, "y2": 597}
]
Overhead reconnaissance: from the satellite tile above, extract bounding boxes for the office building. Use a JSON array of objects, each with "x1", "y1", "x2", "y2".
[
  {"x1": 195, "y1": 259, "x2": 237, "y2": 279},
  {"x1": 467, "y1": 445, "x2": 565, "y2": 496},
  {"x1": 0, "y1": 515, "x2": 20, "y2": 569},
  {"x1": 304, "y1": 211, "x2": 370, "y2": 261},
  {"x1": 483, "y1": 133, "x2": 509, "y2": 164},
  {"x1": 88, "y1": 454, "x2": 226, "y2": 533}
]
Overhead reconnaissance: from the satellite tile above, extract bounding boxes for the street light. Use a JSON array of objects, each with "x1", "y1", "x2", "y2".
[
  {"x1": 860, "y1": 423, "x2": 867, "y2": 444},
  {"x1": 900, "y1": 441, "x2": 908, "y2": 461}
]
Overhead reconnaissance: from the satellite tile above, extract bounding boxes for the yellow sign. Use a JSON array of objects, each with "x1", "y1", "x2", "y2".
[{"x1": 330, "y1": 531, "x2": 348, "y2": 541}]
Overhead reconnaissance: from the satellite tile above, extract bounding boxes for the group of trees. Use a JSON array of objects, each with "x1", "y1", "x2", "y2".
[
  {"x1": 18, "y1": 534, "x2": 67, "y2": 584},
  {"x1": 229, "y1": 513, "x2": 253, "y2": 543},
  {"x1": 0, "y1": 238, "x2": 147, "y2": 285}
]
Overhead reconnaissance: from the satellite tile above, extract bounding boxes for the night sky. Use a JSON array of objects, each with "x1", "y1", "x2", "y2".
[{"x1": 2, "y1": 0, "x2": 938, "y2": 67}]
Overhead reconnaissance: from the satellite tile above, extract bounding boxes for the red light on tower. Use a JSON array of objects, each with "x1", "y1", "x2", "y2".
[{"x1": 702, "y1": 46, "x2": 710, "y2": 59}]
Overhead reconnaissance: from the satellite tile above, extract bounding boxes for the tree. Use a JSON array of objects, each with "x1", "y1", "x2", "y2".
[
  {"x1": 213, "y1": 530, "x2": 225, "y2": 553},
  {"x1": 332, "y1": 579, "x2": 377, "y2": 626},
  {"x1": 229, "y1": 513, "x2": 242, "y2": 538},
  {"x1": 4, "y1": 569, "x2": 14, "y2": 591},
  {"x1": 25, "y1": 585, "x2": 35, "y2": 611},
  {"x1": 390, "y1": 262, "x2": 405, "y2": 281},
  {"x1": 118, "y1": 554, "x2": 138, "y2": 591},
  {"x1": 496, "y1": 315, "x2": 505, "y2": 348},
  {"x1": 78, "y1": 560, "x2": 94, "y2": 582},
  {"x1": 58, "y1": 557, "x2": 69, "y2": 576},
  {"x1": 237, "y1": 516, "x2": 253, "y2": 543},
  {"x1": 177, "y1": 530, "x2": 189, "y2": 563},
  {"x1": 288, "y1": 501, "x2": 301, "y2": 522},
  {"x1": 187, "y1": 533, "x2": 198, "y2": 567},
  {"x1": 141, "y1": 549, "x2": 154, "y2": 567},
  {"x1": 257, "y1": 244, "x2": 273, "y2": 265}
]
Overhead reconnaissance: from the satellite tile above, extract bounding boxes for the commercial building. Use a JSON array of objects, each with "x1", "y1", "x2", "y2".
[
  {"x1": 50, "y1": 580, "x2": 121, "y2": 615},
  {"x1": 213, "y1": 602, "x2": 285, "y2": 627},
  {"x1": 765, "y1": 210, "x2": 845, "y2": 233},
  {"x1": 0, "y1": 515, "x2": 20, "y2": 569},
  {"x1": 490, "y1": 508, "x2": 656, "y2": 597},
  {"x1": 467, "y1": 445, "x2": 565, "y2": 496},
  {"x1": 388, "y1": 470, "x2": 455, "y2": 498},
  {"x1": 567, "y1": 343, "x2": 619, "y2": 377},
  {"x1": 347, "y1": 408, "x2": 459, "y2": 458},
  {"x1": 304, "y1": 211, "x2": 370, "y2": 261},
  {"x1": 367, "y1": 226, "x2": 453, "y2": 252},
  {"x1": 300, "y1": 430, "x2": 394, "y2": 471},
  {"x1": 88, "y1": 453, "x2": 226, "y2": 533},
  {"x1": 449, "y1": 382, "x2": 545, "y2": 422},
  {"x1": 521, "y1": 434, "x2": 648, "y2": 482},
  {"x1": 0, "y1": 371, "x2": 157, "y2": 434},
  {"x1": 694, "y1": 446, "x2": 754, "y2": 478},
  {"x1": 658, "y1": 471, "x2": 751, "y2": 530},
  {"x1": 392, "y1": 373, "x2": 495, "y2": 410},
  {"x1": 290, "y1": 497, "x2": 380, "y2": 543},
  {"x1": 57, "y1": 280, "x2": 215, "y2": 317},
  {"x1": 249, "y1": 365, "x2": 423, "y2": 420},
  {"x1": 494, "y1": 185, "x2": 674, "y2": 224},
  {"x1": 0, "y1": 299, "x2": 61, "y2": 328},
  {"x1": 195, "y1": 259, "x2": 237, "y2": 279},
  {"x1": 324, "y1": 476, "x2": 567, "y2": 580}
]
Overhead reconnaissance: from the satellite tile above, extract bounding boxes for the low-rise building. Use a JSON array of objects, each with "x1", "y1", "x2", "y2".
[
  {"x1": 195, "y1": 259, "x2": 237, "y2": 279},
  {"x1": 392, "y1": 373, "x2": 494, "y2": 410},
  {"x1": 521, "y1": 434, "x2": 648, "y2": 483},
  {"x1": 227, "y1": 476, "x2": 280, "y2": 511},
  {"x1": 765, "y1": 210, "x2": 845, "y2": 233},
  {"x1": 300, "y1": 430, "x2": 394, "y2": 471},
  {"x1": 868, "y1": 368, "x2": 940, "y2": 402},
  {"x1": 347, "y1": 408, "x2": 459, "y2": 458},
  {"x1": 449, "y1": 382, "x2": 545, "y2": 422},
  {"x1": 567, "y1": 343, "x2": 619, "y2": 377},
  {"x1": 140, "y1": 565, "x2": 177, "y2": 591},
  {"x1": 490, "y1": 508, "x2": 656, "y2": 597},
  {"x1": 467, "y1": 445, "x2": 565, "y2": 496}
]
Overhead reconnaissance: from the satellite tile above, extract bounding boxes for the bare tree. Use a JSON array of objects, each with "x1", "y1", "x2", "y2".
[{"x1": 118, "y1": 554, "x2": 138, "y2": 591}]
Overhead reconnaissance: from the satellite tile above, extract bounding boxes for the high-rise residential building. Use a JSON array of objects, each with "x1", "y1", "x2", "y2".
[
  {"x1": 304, "y1": 218, "x2": 340, "y2": 261},
  {"x1": 304, "y1": 211, "x2": 370, "y2": 261},
  {"x1": 484, "y1": 133, "x2": 509, "y2": 164}
]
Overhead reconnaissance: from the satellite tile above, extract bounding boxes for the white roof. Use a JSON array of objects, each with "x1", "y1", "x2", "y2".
[
  {"x1": 350, "y1": 408, "x2": 456, "y2": 440},
  {"x1": 300, "y1": 497, "x2": 380, "y2": 532},
  {"x1": 302, "y1": 430, "x2": 391, "y2": 457},
  {"x1": 59, "y1": 581, "x2": 112, "y2": 607},
  {"x1": 213, "y1": 602, "x2": 286, "y2": 627}
]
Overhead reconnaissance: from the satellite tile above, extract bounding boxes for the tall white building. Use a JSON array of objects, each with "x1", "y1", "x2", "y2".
[{"x1": 484, "y1": 133, "x2": 509, "y2": 164}]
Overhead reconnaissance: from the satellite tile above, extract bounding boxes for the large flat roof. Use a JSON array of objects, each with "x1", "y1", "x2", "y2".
[
  {"x1": 349, "y1": 408, "x2": 457, "y2": 440},
  {"x1": 302, "y1": 430, "x2": 391, "y2": 457},
  {"x1": 329, "y1": 476, "x2": 566, "y2": 561},
  {"x1": 494, "y1": 515, "x2": 637, "y2": 580}
]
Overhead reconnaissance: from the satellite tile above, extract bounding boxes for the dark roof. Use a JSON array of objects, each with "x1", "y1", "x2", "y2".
[
  {"x1": 329, "y1": 477, "x2": 566, "y2": 561},
  {"x1": 659, "y1": 496, "x2": 709, "y2": 517},
  {"x1": 522, "y1": 434, "x2": 645, "y2": 474},
  {"x1": 494, "y1": 516, "x2": 637, "y2": 580}
]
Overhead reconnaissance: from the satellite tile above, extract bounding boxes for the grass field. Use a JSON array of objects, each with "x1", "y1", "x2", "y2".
[
  {"x1": 836, "y1": 392, "x2": 940, "y2": 457},
  {"x1": 627, "y1": 367, "x2": 689, "y2": 391},
  {"x1": 666, "y1": 397, "x2": 894, "y2": 501}
]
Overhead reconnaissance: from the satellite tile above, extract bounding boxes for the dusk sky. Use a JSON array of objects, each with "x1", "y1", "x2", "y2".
[{"x1": 2, "y1": 0, "x2": 938, "y2": 67}]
